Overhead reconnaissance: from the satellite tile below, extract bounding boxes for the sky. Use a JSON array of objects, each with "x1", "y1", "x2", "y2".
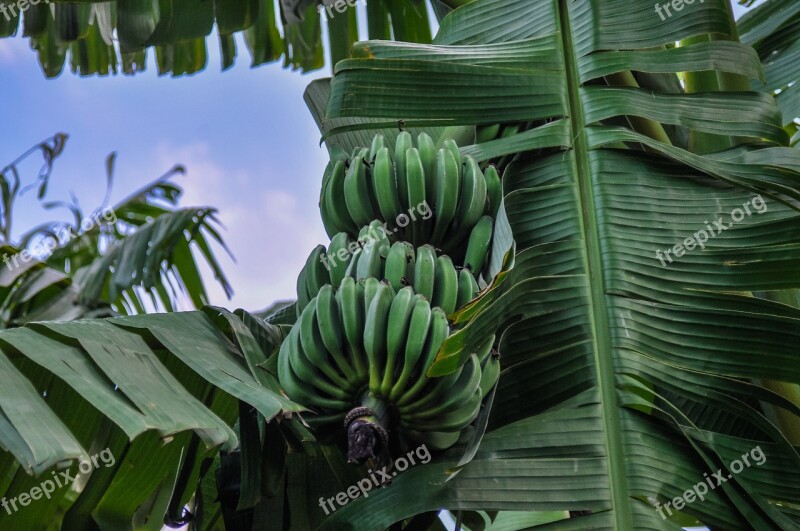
[{"x1": 0, "y1": 30, "x2": 335, "y2": 313}]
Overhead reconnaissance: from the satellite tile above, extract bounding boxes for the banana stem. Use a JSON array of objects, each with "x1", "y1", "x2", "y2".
[{"x1": 344, "y1": 393, "x2": 390, "y2": 464}]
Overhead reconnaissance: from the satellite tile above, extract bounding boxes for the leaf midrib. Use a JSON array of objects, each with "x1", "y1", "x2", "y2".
[{"x1": 557, "y1": 0, "x2": 632, "y2": 527}]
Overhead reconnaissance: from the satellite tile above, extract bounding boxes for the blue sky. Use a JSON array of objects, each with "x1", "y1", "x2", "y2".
[
  {"x1": 0, "y1": 2, "x2": 753, "y2": 313},
  {"x1": 0, "y1": 32, "x2": 334, "y2": 312}
]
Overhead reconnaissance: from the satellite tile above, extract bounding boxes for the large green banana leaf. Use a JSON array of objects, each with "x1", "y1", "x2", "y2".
[
  {"x1": 0, "y1": 0, "x2": 447, "y2": 77},
  {"x1": 315, "y1": 0, "x2": 800, "y2": 528},
  {"x1": 738, "y1": 0, "x2": 800, "y2": 135}
]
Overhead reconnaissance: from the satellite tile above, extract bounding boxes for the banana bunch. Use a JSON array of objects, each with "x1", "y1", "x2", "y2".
[
  {"x1": 295, "y1": 221, "x2": 482, "y2": 316},
  {"x1": 319, "y1": 132, "x2": 502, "y2": 258},
  {"x1": 278, "y1": 279, "x2": 500, "y2": 451}
]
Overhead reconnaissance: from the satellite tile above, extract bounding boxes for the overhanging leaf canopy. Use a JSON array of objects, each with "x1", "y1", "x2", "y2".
[{"x1": 0, "y1": 0, "x2": 440, "y2": 77}]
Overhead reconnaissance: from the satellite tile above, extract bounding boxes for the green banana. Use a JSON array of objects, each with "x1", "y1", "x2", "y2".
[
  {"x1": 456, "y1": 265, "x2": 480, "y2": 308},
  {"x1": 373, "y1": 146, "x2": 404, "y2": 225},
  {"x1": 298, "y1": 297, "x2": 354, "y2": 391},
  {"x1": 287, "y1": 324, "x2": 353, "y2": 401},
  {"x1": 278, "y1": 328, "x2": 350, "y2": 410},
  {"x1": 405, "y1": 147, "x2": 427, "y2": 244},
  {"x1": 432, "y1": 254, "x2": 458, "y2": 315},
  {"x1": 484, "y1": 164, "x2": 502, "y2": 217},
  {"x1": 417, "y1": 132, "x2": 437, "y2": 201},
  {"x1": 404, "y1": 388, "x2": 482, "y2": 432},
  {"x1": 479, "y1": 351, "x2": 500, "y2": 398},
  {"x1": 452, "y1": 156, "x2": 488, "y2": 245},
  {"x1": 475, "y1": 334, "x2": 496, "y2": 364},
  {"x1": 385, "y1": 241, "x2": 413, "y2": 292},
  {"x1": 327, "y1": 232, "x2": 353, "y2": 288},
  {"x1": 322, "y1": 160, "x2": 355, "y2": 237},
  {"x1": 296, "y1": 268, "x2": 312, "y2": 319},
  {"x1": 464, "y1": 215, "x2": 494, "y2": 274},
  {"x1": 394, "y1": 132, "x2": 413, "y2": 207},
  {"x1": 344, "y1": 156, "x2": 376, "y2": 227},
  {"x1": 319, "y1": 161, "x2": 341, "y2": 237},
  {"x1": 363, "y1": 282, "x2": 394, "y2": 393},
  {"x1": 413, "y1": 244, "x2": 437, "y2": 301},
  {"x1": 316, "y1": 284, "x2": 362, "y2": 382},
  {"x1": 431, "y1": 148, "x2": 460, "y2": 246},
  {"x1": 307, "y1": 245, "x2": 329, "y2": 297},
  {"x1": 361, "y1": 277, "x2": 382, "y2": 318},
  {"x1": 369, "y1": 133, "x2": 386, "y2": 163},
  {"x1": 343, "y1": 241, "x2": 362, "y2": 280},
  {"x1": 356, "y1": 238, "x2": 382, "y2": 280},
  {"x1": 401, "y1": 354, "x2": 481, "y2": 417},
  {"x1": 412, "y1": 429, "x2": 462, "y2": 451},
  {"x1": 476, "y1": 124, "x2": 501, "y2": 143},
  {"x1": 392, "y1": 306, "x2": 448, "y2": 403},
  {"x1": 380, "y1": 286, "x2": 416, "y2": 396},
  {"x1": 339, "y1": 277, "x2": 368, "y2": 378},
  {"x1": 386, "y1": 294, "x2": 432, "y2": 399},
  {"x1": 442, "y1": 138, "x2": 462, "y2": 173}
]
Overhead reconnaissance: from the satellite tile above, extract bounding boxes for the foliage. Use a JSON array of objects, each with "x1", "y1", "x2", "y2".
[{"x1": 1, "y1": 0, "x2": 800, "y2": 530}]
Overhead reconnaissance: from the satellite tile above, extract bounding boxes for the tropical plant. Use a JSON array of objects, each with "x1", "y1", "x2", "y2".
[
  {"x1": 2, "y1": 0, "x2": 800, "y2": 530},
  {"x1": 0, "y1": 0, "x2": 459, "y2": 77}
]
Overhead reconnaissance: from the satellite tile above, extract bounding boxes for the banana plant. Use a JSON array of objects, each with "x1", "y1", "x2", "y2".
[
  {"x1": 0, "y1": 0, "x2": 455, "y2": 77},
  {"x1": 2, "y1": 0, "x2": 800, "y2": 530}
]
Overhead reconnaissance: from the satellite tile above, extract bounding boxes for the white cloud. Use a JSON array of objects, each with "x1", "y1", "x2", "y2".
[
  {"x1": 0, "y1": 37, "x2": 27, "y2": 66},
  {"x1": 150, "y1": 141, "x2": 328, "y2": 312}
]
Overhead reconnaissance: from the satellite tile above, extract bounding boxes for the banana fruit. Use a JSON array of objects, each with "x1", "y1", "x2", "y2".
[
  {"x1": 296, "y1": 237, "x2": 479, "y2": 315},
  {"x1": 318, "y1": 134, "x2": 497, "y2": 259},
  {"x1": 284, "y1": 131, "x2": 511, "y2": 457},
  {"x1": 277, "y1": 281, "x2": 498, "y2": 451}
]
